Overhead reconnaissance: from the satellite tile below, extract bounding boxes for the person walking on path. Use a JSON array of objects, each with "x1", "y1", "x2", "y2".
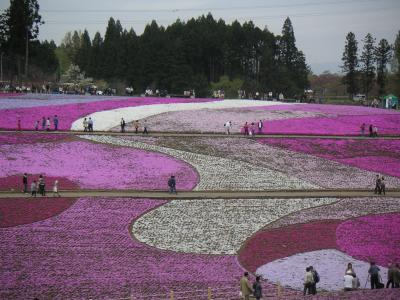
[
  {"x1": 380, "y1": 177, "x2": 386, "y2": 195},
  {"x1": 53, "y1": 115, "x2": 59, "y2": 131},
  {"x1": 303, "y1": 267, "x2": 314, "y2": 295},
  {"x1": 393, "y1": 264, "x2": 400, "y2": 288},
  {"x1": 35, "y1": 120, "x2": 39, "y2": 131},
  {"x1": 41, "y1": 117, "x2": 46, "y2": 130},
  {"x1": 52, "y1": 180, "x2": 61, "y2": 197},
  {"x1": 134, "y1": 120, "x2": 140, "y2": 134},
  {"x1": 120, "y1": 118, "x2": 126, "y2": 133},
  {"x1": 31, "y1": 180, "x2": 37, "y2": 197},
  {"x1": 46, "y1": 117, "x2": 51, "y2": 131},
  {"x1": 142, "y1": 120, "x2": 148, "y2": 134},
  {"x1": 17, "y1": 119, "x2": 21, "y2": 131},
  {"x1": 369, "y1": 124, "x2": 373, "y2": 137},
  {"x1": 83, "y1": 118, "x2": 88, "y2": 132},
  {"x1": 22, "y1": 173, "x2": 28, "y2": 193},
  {"x1": 374, "y1": 175, "x2": 382, "y2": 194},
  {"x1": 88, "y1": 117, "x2": 94, "y2": 132},
  {"x1": 373, "y1": 125, "x2": 378, "y2": 137},
  {"x1": 224, "y1": 121, "x2": 232, "y2": 135},
  {"x1": 310, "y1": 266, "x2": 319, "y2": 295},
  {"x1": 258, "y1": 120, "x2": 263, "y2": 134},
  {"x1": 240, "y1": 272, "x2": 253, "y2": 300},
  {"x1": 243, "y1": 122, "x2": 249, "y2": 136},
  {"x1": 360, "y1": 123, "x2": 366, "y2": 135},
  {"x1": 368, "y1": 261, "x2": 381, "y2": 289},
  {"x1": 38, "y1": 175, "x2": 46, "y2": 196},
  {"x1": 252, "y1": 276, "x2": 262, "y2": 300},
  {"x1": 387, "y1": 263, "x2": 397, "y2": 288},
  {"x1": 250, "y1": 122, "x2": 256, "y2": 137},
  {"x1": 168, "y1": 175, "x2": 177, "y2": 194}
]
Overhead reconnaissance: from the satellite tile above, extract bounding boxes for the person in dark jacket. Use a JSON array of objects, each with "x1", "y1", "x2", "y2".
[
  {"x1": 168, "y1": 176, "x2": 176, "y2": 194},
  {"x1": 368, "y1": 261, "x2": 381, "y2": 289},
  {"x1": 252, "y1": 276, "x2": 262, "y2": 300},
  {"x1": 23, "y1": 173, "x2": 28, "y2": 193}
]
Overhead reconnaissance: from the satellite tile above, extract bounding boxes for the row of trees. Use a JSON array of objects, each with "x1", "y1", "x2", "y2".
[
  {"x1": 58, "y1": 15, "x2": 309, "y2": 96},
  {"x1": 341, "y1": 31, "x2": 399, "y2": 98}
]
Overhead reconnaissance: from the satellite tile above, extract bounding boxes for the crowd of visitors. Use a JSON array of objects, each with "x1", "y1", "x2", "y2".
[
  {"x1": 22, "y1": 174, "x2": 60, "y2": 197},
  {"x1": 239, "y1": 262, "x2": 400, "y2": 299},
  {"x1": 360, "y1": 123, "x2": 379, "y2": 137},
  {"x1": 241, "y1": 120, "x2": 264, "y2": 136}
]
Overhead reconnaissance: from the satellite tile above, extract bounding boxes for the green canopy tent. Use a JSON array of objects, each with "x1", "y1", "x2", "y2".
[{"x1": 383, "y1": 94, "x2": 398, "y2": 109}]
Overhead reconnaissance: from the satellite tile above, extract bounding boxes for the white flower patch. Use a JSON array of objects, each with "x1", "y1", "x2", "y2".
[
  {"x1": 81, "y1": 135, "x2": 317, "y2": 191},
  {"x1": 256, "y1": 249, "x2": 388, "y2": 291},
  {"x1": 131, "y1": 198, "x2": 338, "y2": 254},
  {"x1": 71, "y1": 99, "x2": 290, "y2": 131}
]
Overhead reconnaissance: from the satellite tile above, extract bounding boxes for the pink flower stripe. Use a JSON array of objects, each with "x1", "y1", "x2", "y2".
[
  {"x1": 0, "y1": 97, "x2": 216, "y2": 130},
  {"x1": 336, "y1": 213, "x2": 400, "y2": 267},
  {"x1": 238, "y1": 220, "x2": 340, "y2": 273},
  {"x1": 259, "y1": 138, "x2": 400, "y2": 178},
  {"x1": 241, "y1": 104, "x2": 400, "y2": 135},
  {"x1": 0, "y1": 197, "x2": 77, "y2": 228},
  {"x1": 0, "y1": 139, "x2": 199, "y2": 190},
  {"x1": 0, "y1": 198, "x2": 244, "y2": 299},
  {"x1": 0, "y1": 132, "x2": 70, "y2": 145},
  {"x1": 250, "y1": 103, "x2": 397, "y2": 116}
]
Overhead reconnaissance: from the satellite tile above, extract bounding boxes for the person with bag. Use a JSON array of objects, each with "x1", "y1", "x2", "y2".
[
  {"x1": 303, "y1": 267, "x2": 314, "y2": 295},
  {"x1": 309, "y1": 266, "x2": 319, "y2": 295},
  {"x1": 240, "y1": 272, "x2": 253, "y2": 300}
]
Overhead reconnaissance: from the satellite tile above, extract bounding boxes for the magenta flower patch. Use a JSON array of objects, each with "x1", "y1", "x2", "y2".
[
  {"x1": 0, "y1": 198, "x2": 245, "y2": 299},
  {"x1": 0, "y1": 197, "x2": 77, "y2": 228},
  {"x1": 0, "y1": 97, "x2": 216, "y2": 130},
  {"x1": 0, "y1": 138, "x2": 198, "y2": 190},
  {"x1": 336, "y1": 213, "x2": 400, "y2": 267},
  {"x1": 260, "y1": 138, "x2": 400, "y2": 178}
]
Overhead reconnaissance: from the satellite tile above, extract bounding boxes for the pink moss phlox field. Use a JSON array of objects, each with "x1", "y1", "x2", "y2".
[
  {"x1": 259, "y1": 138, "x2": 400, "y2": 178},
  {"x1": 0, "y1": 198, "x2": 245, "y2": 299},
  {"x1": 0, "y1": 198, "x2": 77, "y2": 227},
  {"x1": 244, "y1": 104, "x2": 400, "y2": 135},
  {"x1": 336, "y1": 213, "x2": 400, "y2": 267},
  {"x1": 0, "y1": 132, "x2": 70, "y2": 145},
  {"x1": 0, "y1": 97, "x2": 216, "y2": 130},
  {"x1": 239, "y1": 220, "x2": 340, "y2": 273},
  {"x1": 0, "y1": 174, "x2": 79, "y2": 191},
  {"x1": 0, "y1": 140, "x2": 198, "y2": 190}
]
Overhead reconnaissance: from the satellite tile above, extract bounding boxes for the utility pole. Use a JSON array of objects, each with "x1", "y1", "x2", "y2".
[
  {"x1": 0, "y1": 52, "x2": 3, "y2": 82},
  {"x1": 25, "y1": 27, "x2": 29, "y2": 78}
]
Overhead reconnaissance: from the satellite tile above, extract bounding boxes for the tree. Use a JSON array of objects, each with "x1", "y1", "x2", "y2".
[
  {"x1": 360, "y1": 33, "x2": 375, "y2": 99},
  {"x1": 341, "y1": 32, "x2": 359, "y2": 98},
  {"x1": 375, "y1": 39, "x2": 392, "y2": 95},
  {"x1": 279, "y1": 17, "x2": 297, "y2": 67},
  {"x1": 3, "y1": 0, "x2": 43, "y2": 79},
  {"x1": 76, "y1": 29, "x2": 91, "y2": 73},
  {"x1": 394, "y1": 31, "x2": 400, "y2": 94}
]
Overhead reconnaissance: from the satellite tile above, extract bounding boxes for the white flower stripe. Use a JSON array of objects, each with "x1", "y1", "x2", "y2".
[
  {"x1": 131, "y1": 198, "x2": 339, "y2": 254},
  {"x1": 71, "y1": 100, "x2": 290, "y2": 131},
  {"x1": 80, "y1": 135, "x2": 317, "y2": 191}
]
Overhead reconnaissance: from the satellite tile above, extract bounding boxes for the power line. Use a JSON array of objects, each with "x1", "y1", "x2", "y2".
[
  {"x1": 0, "y1": 0, "x2": 379, "y2": 13},
  {"x1": 42, "y1": 5, "x2": 395, "y2": 25}
]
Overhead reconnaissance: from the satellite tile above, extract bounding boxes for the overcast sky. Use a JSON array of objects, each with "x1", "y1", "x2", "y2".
[{"x1": 1, "y1": 0, "x2": 399, "y2": 74}]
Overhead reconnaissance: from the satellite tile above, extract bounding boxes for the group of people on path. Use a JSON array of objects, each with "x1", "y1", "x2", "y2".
[
  {"x1": 35, "y1": 116, "x2": 59, "y2": 131},
  {"x1": 374, "y1": 174, "x2": 386, "y2": 195},
  {"x1": 360, "y1": 123, "x2": 378, "y2": 137},
  {"x1": 83, "y1": 117, "x2": 94, "y2": 132},
  {"x1": 23, "y1": 173, "x2": 60, "y2": 197},
  {"x1": 123, "y1": 119, "x2": 149, "y2": 134},
  {"x1": 239, "y1": 262, "x2": 400, "y2": 299},
  {"x1": 242, "y1": 120, "x2": 264, "y2": 136}
]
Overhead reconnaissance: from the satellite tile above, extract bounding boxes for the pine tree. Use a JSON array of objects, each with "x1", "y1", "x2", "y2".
[
  {"x1": 341, "y1": 32, "x2": 359, "y2": 98},
  {"x1": 76, "y1": 29, "x2": 91, "y2": 74},
  {"x1": 360, "y1": 33, "x2": 375, "y2": 99},
  {"x1": 375, "y1": 39, "x2": 392, "y2": 96},
  {"x1": 3, "y1": 0, "x2": 43, "y2": 79}
]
